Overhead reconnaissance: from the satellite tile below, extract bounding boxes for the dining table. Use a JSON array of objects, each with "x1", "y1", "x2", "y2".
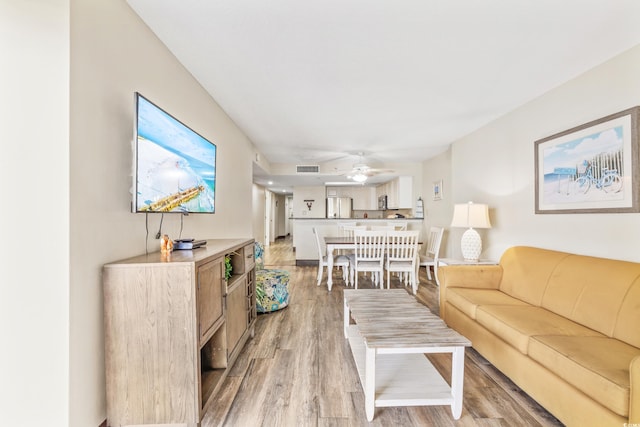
[{"x1": 324, "y1": 236, "x2": 422, "y2": 292}]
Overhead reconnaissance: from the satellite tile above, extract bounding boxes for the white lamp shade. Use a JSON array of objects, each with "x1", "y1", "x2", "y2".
[{"x1": 451, "y1": 202, "x2": 491, "y2": 229}]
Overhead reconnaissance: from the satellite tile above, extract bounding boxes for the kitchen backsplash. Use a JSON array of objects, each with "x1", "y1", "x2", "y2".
[{"x1": 352, "y1": 210, "x2": 384, "y2": 219}]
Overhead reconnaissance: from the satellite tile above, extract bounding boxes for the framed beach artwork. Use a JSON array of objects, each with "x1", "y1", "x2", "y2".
[
  {"x1": 535, "y1": 106, "x2": 640, "y2": 214},
  {"x1": 433, "y1": 179, "x2": 443, "y2": 201}
]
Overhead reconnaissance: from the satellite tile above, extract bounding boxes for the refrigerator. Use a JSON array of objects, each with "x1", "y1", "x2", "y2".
[{"x1": 326, "y1": 197, "x2": 353, "y2": 218}]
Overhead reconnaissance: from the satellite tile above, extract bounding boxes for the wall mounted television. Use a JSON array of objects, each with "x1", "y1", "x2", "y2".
[{"x1": 133, "y1": 92, "x2": 216, "y2": 213}]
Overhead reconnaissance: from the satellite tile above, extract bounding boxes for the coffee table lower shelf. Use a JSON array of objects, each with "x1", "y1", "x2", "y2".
[{"x1": 346, "y1": 324, "x2": 453, "y2": 403}]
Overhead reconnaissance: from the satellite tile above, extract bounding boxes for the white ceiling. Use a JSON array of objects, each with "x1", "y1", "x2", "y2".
[{"x1": 127, "y1": 0, "x2": 640, "y2": 192}]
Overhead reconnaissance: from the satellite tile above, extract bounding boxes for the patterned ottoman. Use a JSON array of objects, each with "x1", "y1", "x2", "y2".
[{"x1": 254, "y1": 242, "x2": 290, "y2": 313}]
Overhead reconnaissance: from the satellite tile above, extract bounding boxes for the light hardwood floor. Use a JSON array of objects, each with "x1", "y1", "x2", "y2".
[{"x1": 202, "y1": 237, "x2": 564, "y2": 426}]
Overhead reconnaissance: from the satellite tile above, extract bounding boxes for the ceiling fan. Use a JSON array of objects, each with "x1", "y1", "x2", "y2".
[{"x1": 335, "y1": 152, "x2": 394, "y2": 183}]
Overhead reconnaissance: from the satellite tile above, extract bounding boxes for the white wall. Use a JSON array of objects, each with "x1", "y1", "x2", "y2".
[
  {"x1": 0, "y1": 1, "x2": 70, "y2": 425},
  {"x1": 443, "y1": 43, "x2": 640, "y2": 262},
  {"x1": 293, "y1": 186, "x2": 327, "y2": 218},
  {"x1": 69, "y1": 0, "x2": 255, "y2": 425},
  {"x1": 252, "y1": 184, "x2": 266, "y2": 245},
  {"x1": 421, "y1": 148, "x2": 453, "y2": 256}
]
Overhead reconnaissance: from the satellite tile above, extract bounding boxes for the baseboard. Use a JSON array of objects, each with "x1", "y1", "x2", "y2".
[
  {"x1": 296, "y1": 260, "x2": 316, "y2": 266},
  {"x1": 99, "y1": 420, "x2": 106, "y2": 427}
]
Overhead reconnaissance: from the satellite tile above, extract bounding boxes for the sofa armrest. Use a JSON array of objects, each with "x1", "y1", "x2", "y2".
[
  {"x1": 631, "y1": 355, "x2": 640, "y2": 423},
  {"x1": 438, "y1": 265, "x2": 503, "y2": 320}
]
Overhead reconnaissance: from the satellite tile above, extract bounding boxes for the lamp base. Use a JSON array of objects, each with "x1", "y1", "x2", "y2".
[{"x1": 460, "y1": 228, "x2": 482, "y2": 262}]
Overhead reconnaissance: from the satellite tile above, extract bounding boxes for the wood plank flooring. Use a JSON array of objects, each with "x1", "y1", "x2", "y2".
[{"x1": 202, "y1": 237, "x2": 564, "y2": 427}]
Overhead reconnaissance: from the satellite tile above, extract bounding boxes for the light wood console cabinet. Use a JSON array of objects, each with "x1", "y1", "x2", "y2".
[{"x1": 103, "y1": 238, "x2": 256, "y2": 427}]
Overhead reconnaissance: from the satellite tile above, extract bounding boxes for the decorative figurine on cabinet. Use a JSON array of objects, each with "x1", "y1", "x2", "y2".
[{"x1": 161, "y1": 234, "x2": 173, "y2": 254}]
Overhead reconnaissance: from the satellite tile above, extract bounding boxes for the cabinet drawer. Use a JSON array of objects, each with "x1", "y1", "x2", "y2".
[{"x1": 243, "y1": 243, "x2": 255, "y2": 271}]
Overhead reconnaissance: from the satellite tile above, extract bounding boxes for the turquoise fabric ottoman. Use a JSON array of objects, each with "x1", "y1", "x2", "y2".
[{"x1": 254, "y1": 242, "x2": 290, "y2": 313}]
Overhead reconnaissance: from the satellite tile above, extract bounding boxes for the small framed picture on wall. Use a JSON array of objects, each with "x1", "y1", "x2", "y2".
[{"x1": 433, "y1": 179, "x2": 443, "y2": 201}]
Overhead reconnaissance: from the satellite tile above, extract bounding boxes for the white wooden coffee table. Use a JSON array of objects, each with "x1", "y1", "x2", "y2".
[{"x1": 343, "y1": 289, "x2": 471, "y2": 421}]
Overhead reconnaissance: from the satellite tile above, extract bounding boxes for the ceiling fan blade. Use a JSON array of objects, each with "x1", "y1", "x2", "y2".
[
  {"x1": 366, "y1": 168, "x2": 395, "y2": 174},
  {"x1": 329, "y1": 150, "x2": 396, "y2": 178}
]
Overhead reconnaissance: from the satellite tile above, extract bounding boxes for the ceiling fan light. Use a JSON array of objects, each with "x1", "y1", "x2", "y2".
[{"x1": 352, "y1": 173, "x2": 367, "y2": 182}]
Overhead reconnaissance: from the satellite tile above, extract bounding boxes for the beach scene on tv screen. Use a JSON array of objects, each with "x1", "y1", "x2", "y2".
[{"x1": 136, "y1": 96, "x2": 216, "y2": 213}]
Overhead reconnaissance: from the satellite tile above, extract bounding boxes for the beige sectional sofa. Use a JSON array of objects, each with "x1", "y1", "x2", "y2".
[{"x1": 438, "y1": 246, "x2": 640, "y2": 427}]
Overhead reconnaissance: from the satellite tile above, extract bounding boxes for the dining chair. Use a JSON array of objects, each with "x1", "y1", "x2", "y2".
[
  {"x1": 312, "y1": 227, "x2": 350, "y2": 287},
  {"x1": 337, "y1": 221, "x2": 358, "y2": 235},
  {"x1": 367, "y1": 225, "x2": 398, "y2": 279},
  {"x1": 343, "y1": 224, "x2": 367, "y2": 236},
  {"x1": 336, "y1": 221, "x2": 358, "y2": 257},
  {"x1": 343, "y1": 225, "x2": 368, "y2": 280},
  {"x1": 352, "y1": 230, "x2": 387, "y2": 289},
  {"x1": 418, "y1": 226, "x2": 445, "y2": 283},
  {"x1": 386, "y1": 230, "x2": 420, "y2": 293}
]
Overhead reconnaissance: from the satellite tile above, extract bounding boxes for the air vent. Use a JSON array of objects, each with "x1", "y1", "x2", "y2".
[{"x1": 296, "y1": 165, "x2": 320, "y2": 174}]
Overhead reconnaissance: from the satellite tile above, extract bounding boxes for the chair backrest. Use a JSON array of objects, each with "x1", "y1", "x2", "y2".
[
  {"x1": 369, "y1": 225, "x2": 395, "y2": 231},
  {"x1": 343, "y1": 225, "x2": 367, "y2": 238},
  {"x1": 354, "y1": 230, "x2": 387, "y2": 262},
  {"x1": 312, "y1": 227, "x2": 324, "y2": 258},
  {"x1": 426, "y1": 226, "x2": 445, "y2": 260},
  {"x1": 387, "y1": 230, "x2": 420, "y2": 263},
  {"x1": 337, "y1": 221, "x2": 358, "y2": 237}
]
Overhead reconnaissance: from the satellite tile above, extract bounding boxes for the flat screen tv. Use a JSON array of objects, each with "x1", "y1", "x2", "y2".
[{"x1": 133, "y1": 92, "x2": 216, "y2": 213}]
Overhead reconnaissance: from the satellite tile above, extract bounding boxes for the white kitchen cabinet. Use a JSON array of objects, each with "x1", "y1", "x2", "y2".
[
  {"x1": 352, "y1": 186, "x2": 376, "y2": 210},
  {"x1": 396, "y1": 176, "x2": 413, "y2": 209},
  {"x1": 385, "y1": 176, "x2": 413, "y2": 209}
]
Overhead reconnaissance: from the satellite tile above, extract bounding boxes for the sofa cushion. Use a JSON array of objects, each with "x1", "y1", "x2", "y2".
[
  {"x1": 529, "y1": 335, "x2": 640, "y2": 417},
  {"x1": 498, "y1": 246, "x2": 570, "y2": 306},
  {"x1": 541, "y1": 254, "x2": 640, "y2": 338},
  {"x1": 446, "y1": 288, "x2": 529, "y2": 320},
  {"x1": 476, "y1": 305, "x2": 604, "y2": 354}
]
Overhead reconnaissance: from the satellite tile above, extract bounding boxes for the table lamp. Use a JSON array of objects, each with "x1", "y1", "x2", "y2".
[{"x1": 450, "y1": 201, "x2": 491, "y2": 262}]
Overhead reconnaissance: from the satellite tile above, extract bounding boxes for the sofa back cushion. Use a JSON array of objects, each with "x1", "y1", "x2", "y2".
[
  {"x1": 499, "y1": 246, "x2": 570, "y2": 306},
  {"x1": 500, "y1": 246, "x2": 640, "y2": 346},
  {"x1": 539, "y1": 253, "x2": 640, "y2": 340}
]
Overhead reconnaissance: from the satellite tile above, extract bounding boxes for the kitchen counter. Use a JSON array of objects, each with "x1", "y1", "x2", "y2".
[{"x1": 291, "y1": 218, "x2": 423, "y2": 264}]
